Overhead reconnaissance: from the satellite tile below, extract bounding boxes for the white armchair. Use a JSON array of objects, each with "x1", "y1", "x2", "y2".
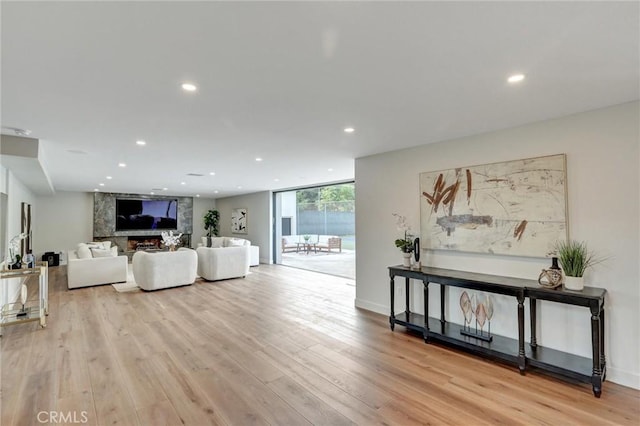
[
  {"x1": 67, "y1": 245, "x2": 128, "y2": 289},
  {"x1": 132, "y1": 248, "x2": 197, "y2": 291},
  {"x1": 196, "y1": 246, "x2": 250, "y2": 281}
]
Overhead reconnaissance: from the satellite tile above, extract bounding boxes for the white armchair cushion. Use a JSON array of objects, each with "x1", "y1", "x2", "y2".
[
  {"x1": 91, "y1": 248, "x2": 114, "y2": 258},
  {"x1": 77, "y1": 243, "x2": 92, "y2": 259},
  {"x1": 226, "y1": 238, "x2": 247, "y2": 247}
]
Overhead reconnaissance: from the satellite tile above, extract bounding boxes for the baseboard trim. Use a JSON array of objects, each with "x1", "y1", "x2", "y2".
[
  {"x1": 606, "y1": 367, "x2": 640, "y2": 390},
  {"x1": 354, "y1": 298, "x2": 387, "y2": 315}
]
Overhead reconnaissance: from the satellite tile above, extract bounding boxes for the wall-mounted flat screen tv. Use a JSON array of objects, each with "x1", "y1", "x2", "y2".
[{"x1": 116, "y1": 199, "x2": 178, "y2": 231}]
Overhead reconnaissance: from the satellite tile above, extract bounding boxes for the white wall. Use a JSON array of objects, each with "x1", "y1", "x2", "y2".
[
  {"x1": 192, "y1": 197, "x2": 216, "y2": 247},
  {"x1": 35, "y1": 191, "x2": 94, "y2": 259},
  {"x1": 216, "y1": 191, "x2": 272, "y2": 264},
  {"x1": 355, "y1": 101, "x2": 640, "y2": 389}
]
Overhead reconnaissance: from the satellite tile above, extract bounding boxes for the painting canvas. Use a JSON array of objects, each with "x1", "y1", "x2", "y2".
[
  {"x1": 419, "y1": 154, "x2": 567, "y2": 257},
  {"x1": 231, "y1": 208, "x2": 247, "y2": 234}
]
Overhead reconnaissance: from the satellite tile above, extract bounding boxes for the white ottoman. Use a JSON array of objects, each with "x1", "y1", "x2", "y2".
[{"x1": 132, "y1": 248, "x2": 197, "y2": 291}]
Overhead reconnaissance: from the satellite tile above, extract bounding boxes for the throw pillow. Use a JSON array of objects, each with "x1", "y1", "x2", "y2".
[
  {"x1": 210, "y1": 237, "x2": 224, "y2": 248},
  {"x1": 228, "y1": 238, "x2": 245, "y2": 247},
  {"x1": 77, "y1": 243, "x2": 92, "y2": 259},
  {"x1": 91, "y1": 248, "x2": 114, "y2": 258},
  {"x1": 201, "y1": 237, "x2": 208, "y2": 246}
]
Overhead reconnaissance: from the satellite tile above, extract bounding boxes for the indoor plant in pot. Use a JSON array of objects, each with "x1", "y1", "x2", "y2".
[
  {"x1": 555, "y1": 240, "x2": 602, "y2": 291},
  {"x1": 393, "y1": 213, "x2": 414, "y2": 267},
  {"x1": 203, "y1": 209, "x2": 220, "y2": 237}
]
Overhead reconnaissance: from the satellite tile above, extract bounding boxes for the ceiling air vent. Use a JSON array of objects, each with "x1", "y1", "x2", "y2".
[{"x1": 187, "y1": 173, "x2": 204, "y2": 177}]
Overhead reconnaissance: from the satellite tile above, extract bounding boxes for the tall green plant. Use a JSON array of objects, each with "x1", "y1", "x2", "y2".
[
  {"x1": 554, "y1": 240, "x2": 603, "y2": 277},
  {"x1": 203, "y1": 209, "x2": 220, "y2": 237}
]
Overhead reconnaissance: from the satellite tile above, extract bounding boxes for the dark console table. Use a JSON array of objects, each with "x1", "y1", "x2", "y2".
[{"x1": 388, "y1": 265, "x2": 607, "y2": 397}]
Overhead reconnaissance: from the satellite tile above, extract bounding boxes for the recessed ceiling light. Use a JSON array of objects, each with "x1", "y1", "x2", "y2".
[
  {"x1": 94, "y1": 188, "x2": 99, "y2": 192},
  {"x1": 136, "y1": 140, "x2": 146, "y2": 146},
  {"x1": 118, "y1": 163, "x2": 126, "y2": 168},
  {"x1": 255, "y1": 157, "x2": 263, "y2": 162},
  {"x1": 150, "y1": 192, "x2": 155, "y2": 195},
  {"x1": 180, "y1": 182, "x2": 186, "y2": 185},
  {"x1": 237, "y1": 186, "x2": 242, "y2": 189},
  {"x1": 106, "y1": 176, "x2": 112, "y2": 180},
  {"x1": 99, "y1": 183, "x2": 105, "y2": 186},
  {"x1": 162, "y1": 187, "x2": 168, "y2": 191},
  {"x1": 328, "y1": 168, "x2": 334, "y2": 172},
  {"x1": 214, "y1": 190, "x2": 219, "y2": 194},
  {"x1": 274, "y1": 178, "x2": 280, "y2": 182},
  {"x1": 344, "y1": 127, "x2": 355, "y2": 133},
  {"x1": 209, "y1": 172, "x2": 216, "y2": 176},
  {"x1": 196, "y1": 194, "x2": 200, "y2": 197},
  {"x1": 181, "y1": 83, "x2": 197, "y2": 92},
  {"x1": 507, "y1": 74, "x2": 525, "y2": 83}
]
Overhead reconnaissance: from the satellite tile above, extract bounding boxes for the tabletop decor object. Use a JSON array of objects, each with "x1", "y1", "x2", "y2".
[{"x1": 161, "y1": 230, "x2": 183, "y2": 251}]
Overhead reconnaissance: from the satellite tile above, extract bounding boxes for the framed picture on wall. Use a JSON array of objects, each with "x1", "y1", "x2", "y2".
[
  {"x1": 20, "y1": 202, "x2": 31, "y2": 258},
  {"x1": 231, "y1": 208, "x2": 247, "y2": 234},
  {"x1": 419, "y1": 154, "x2": 568, "y2": 257}
]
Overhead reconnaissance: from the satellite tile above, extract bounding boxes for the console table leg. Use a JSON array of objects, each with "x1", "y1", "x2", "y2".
[
  {"x1": 389, "y1": 276, "x2": 395, "y2": 331},
  {"x1": 517, "y1": 294, "x2": 526, "y2": 375},
  {"x1": 530, "y1": 297, "x2": 538, "y2": 349},
  {"x1": 423, "y1": 281, "x2": 430, "y2": 343},
  {"x1": 601, "y1": 307, "x2": 606, "y2": 379},
  {"x1": 440, "y1": 284, "x2": 445, "y2": 324},
  {"x1": 405, "y1": 277, "x2": 410, "y2": 316},
  {"x1": 590, "y1": 304, "x2": 603, "y2": 397}
]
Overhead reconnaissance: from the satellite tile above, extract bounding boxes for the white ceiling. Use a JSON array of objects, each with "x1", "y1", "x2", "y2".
[{"x1": 2, "y1": 1, "x2": 638, "y2": 198}]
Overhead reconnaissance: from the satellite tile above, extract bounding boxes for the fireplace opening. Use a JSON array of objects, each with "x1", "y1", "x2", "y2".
[{"x1": 127, "y1": 237, "x2": 163, "y2": 252}]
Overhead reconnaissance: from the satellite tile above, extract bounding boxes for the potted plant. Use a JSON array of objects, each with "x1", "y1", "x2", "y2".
[
  {"x1": 393, "y1": 213, "x2": 414, "y2": 267},
  {"x1": 554, "y1": 240, "x2": 603, "y2": 291},
  {"x1": 203, "y1": 209, "x2": 220, "y2": 237}
]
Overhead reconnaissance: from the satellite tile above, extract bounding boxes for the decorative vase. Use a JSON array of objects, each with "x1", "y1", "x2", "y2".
[
  {"x1": 169, "y1": 244, "x2": 176, "y2": 252},
  {"x1": 412, "y1": 238, "x2": 421, "y2": 269},
  {"x1": 564, "y1": 276, "x2": 584, "y2": 291},
  {"x1": 402, "y1": 252, "x2": 412, "y2": 267},
  {"x1": 538, "y1": 256, "x2": 563, "y2": 288}
]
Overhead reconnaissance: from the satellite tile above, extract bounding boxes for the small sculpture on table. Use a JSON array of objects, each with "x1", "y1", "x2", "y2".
[
  {"x1": 459, "y1": 290, "x2": 493, "y2": 342},
  {"x1": 538, "y1": 256, "x2": 563, "y2": 289}
]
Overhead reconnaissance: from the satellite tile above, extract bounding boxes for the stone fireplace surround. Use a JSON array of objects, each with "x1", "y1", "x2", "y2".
[{"x1": 93, "y1": 192, "x2": 194, "y2": 257}]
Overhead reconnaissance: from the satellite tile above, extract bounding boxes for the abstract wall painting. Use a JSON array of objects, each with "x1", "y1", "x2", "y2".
[
  {"x1": 419, "y1": 154, "x2": 567, "y2": 257},
  {"x1": 231, "y1": 208, "x2": 248, "y2": 234}
]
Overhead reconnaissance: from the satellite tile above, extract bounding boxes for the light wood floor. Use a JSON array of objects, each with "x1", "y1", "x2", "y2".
[{"x1": 1, "y1": 265, "x2": 638, "y2": 425}]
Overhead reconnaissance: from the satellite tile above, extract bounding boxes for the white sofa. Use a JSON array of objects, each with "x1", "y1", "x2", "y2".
[
  {"x1": 196, "y1": 237, "x2": 250, "y2": 281},
  {"x1": 132, "y1": 248, "x2": 197, "y2": 291},
  {"x1": 67, "y1": 243, "x2": 128, "y2": 289},
  {"x1": 198, "y1": 236, "x2": 259, "y2": 266}
]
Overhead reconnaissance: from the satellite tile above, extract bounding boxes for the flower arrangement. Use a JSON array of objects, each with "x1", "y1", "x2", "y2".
[
  {"x1": 392, "y1": 213, "x2": 414, "y2": 253},
  {"x1": 161, "y1": 230, "x2": 183, "y2": 250},
  {"x1": 5, "y1": 232, "x2": 27, "y2": 268}
]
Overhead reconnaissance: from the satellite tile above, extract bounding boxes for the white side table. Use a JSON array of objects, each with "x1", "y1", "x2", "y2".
[{"x1": 250, "y1": 246, "x2": 260, "y2": 266}]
